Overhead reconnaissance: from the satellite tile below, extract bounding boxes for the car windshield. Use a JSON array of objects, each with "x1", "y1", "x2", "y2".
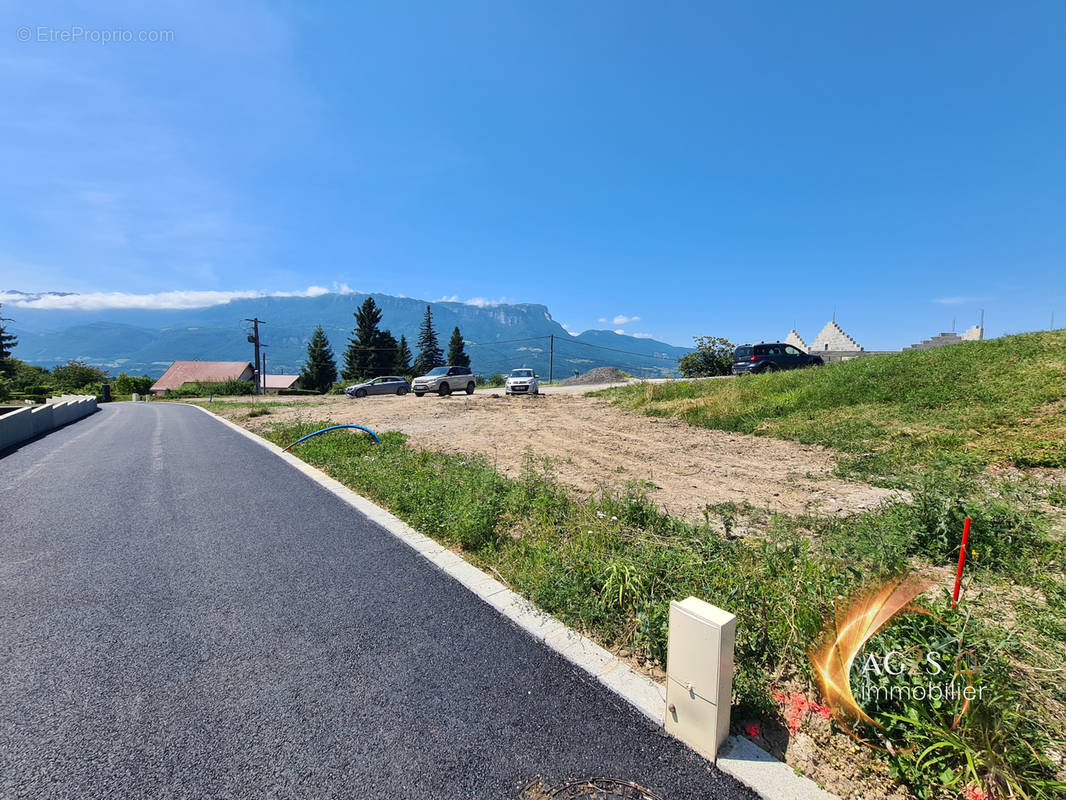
[
  {"x1": 424, "y1": 367, "x2": 448, "y2": 376},
  {"x1": 735, "y1": 346, "x2": 752, "y2": 359},
  {"x1": 510, "y1": 369, "x2": 534, "y2": 378}
]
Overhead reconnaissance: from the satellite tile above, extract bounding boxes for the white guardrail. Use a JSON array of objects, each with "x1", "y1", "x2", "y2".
[{"x1": 0, "y1": 395, "x2": 98, "y2": 451}]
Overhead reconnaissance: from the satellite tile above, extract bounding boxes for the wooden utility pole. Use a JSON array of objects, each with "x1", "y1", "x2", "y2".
[
  {"x1": 245, "y1": 317, "x2": 265, "y2": 394},
  {"x1": 548, "y1": 334, "x2": 554, "y2": 383}
]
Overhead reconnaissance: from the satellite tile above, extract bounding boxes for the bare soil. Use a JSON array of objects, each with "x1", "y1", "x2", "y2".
[{"x1": 221, "y1": 393, "x2": 902, "y2": 520}]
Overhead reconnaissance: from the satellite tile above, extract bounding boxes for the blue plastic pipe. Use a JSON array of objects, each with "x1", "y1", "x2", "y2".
[{"x1": 282, "y1": 424, "x2": 381, "y2": 452}]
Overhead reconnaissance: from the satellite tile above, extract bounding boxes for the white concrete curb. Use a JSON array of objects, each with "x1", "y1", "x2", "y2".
[{"x1": 190, "y1": 403, "x2": 835, "y2": 800}]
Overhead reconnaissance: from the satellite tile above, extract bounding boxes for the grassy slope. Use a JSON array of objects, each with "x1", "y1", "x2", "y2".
[{"x1": 600, "y1": 331, "x2": 1066, "y2": 480}]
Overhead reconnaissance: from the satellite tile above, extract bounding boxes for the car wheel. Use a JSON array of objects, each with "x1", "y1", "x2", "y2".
[
  {"x1": 438, "y1": 383, "x2": 450, "y2": 396},
  {"x1": 465, "y1": 382, "x2": 475, "y2": 395},
  {"x1": 414, "y1": 392, "x2": 424, "y2": 397},
  {"x1": 355, "y1": 388, "x2": 368, "y2": 398},
  {"x1": 761, "y1": 363, "x2": 778, "y2": 373},
  {"x1": 397, "y1": 387, "x2": 408, "y2": 395}
]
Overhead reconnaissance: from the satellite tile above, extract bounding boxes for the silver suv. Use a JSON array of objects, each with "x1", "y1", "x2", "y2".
[{"x1": 412, "y1": 365, "x2": 476, "y2": 397}]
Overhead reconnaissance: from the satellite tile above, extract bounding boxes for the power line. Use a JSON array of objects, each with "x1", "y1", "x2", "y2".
[
  {"x1": 552, "y1": 337, "x2": 680, "y2": 362},
  {"x1": 337, "y1": 335, "x2": 551, "y2": 354},
  {"x1": 465, "y1": 336, "x2": 551, "y2": 347}
]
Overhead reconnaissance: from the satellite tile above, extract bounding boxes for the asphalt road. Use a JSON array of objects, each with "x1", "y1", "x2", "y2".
[{"x1": 0, "y1": 402, "x2": 757, "y2": 800}]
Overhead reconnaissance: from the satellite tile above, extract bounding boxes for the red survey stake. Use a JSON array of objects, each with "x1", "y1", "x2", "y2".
[{"x1": 951, "y1": 517, "x2": 972, "y2": 608}]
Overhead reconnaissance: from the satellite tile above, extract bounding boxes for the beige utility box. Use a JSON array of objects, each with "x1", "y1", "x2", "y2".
[{"x1": 665, "y1": 596, "x2": 737, "y2": 762}]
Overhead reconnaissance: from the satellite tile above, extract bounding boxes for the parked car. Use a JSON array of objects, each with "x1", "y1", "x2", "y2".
[
  {"x1": 505, "y1": 368, "x2": 539, "y2": 395},
  {"x1": 412, "y1": 365, "x2": 476, "y2": 397},
  {"x1": 731, "y1": 343, "x2": 824, "y2": 374},
  {"x1": 345, "y1": 376, "x2": 411, "y2": 397}
]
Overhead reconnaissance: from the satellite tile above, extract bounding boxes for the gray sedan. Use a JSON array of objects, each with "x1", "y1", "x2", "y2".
[{"x1": 344, "y1": 376, "x2": 411, "y2": 398}]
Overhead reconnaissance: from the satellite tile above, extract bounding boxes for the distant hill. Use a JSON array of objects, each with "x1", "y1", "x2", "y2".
[{"x1": 4, "y1": 291, "x2": 689, "y2": 379}]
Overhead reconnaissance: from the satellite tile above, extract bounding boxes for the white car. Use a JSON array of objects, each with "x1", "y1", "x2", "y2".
[
  {"x1": 505, "y1": 368, "x2": 539, "y2": 395},
  {"x1": 411, "y1": 365, "x2": 476, "y2": 397}
]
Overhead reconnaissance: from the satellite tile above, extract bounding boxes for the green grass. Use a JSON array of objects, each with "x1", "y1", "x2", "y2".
[
  {"x1": 243, "y1": 418, "x2": 1065, "y2": 800},
  {"x1": 597, "y1": 331, "x2": 1066, "y2": 481}
]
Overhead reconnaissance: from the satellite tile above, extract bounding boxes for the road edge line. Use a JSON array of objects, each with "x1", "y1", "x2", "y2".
[{"x1": 188, "y1": 403, "x2": 836, "y2": 800}]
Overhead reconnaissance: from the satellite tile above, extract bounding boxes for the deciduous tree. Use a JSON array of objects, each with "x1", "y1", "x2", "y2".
[
  {"x1": 677, "y1": 336, "x2": 735, "y2": 378},
  {"x1": 51, "y1": 360, "x2": 108, "y2": 391}
]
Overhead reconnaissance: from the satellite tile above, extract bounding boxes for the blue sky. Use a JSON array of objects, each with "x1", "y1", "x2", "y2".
[{"x1": 1, "y1": 1, "x2": 1063, "y2": 348}]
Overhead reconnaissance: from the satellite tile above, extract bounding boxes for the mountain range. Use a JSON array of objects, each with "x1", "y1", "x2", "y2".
[{"x1": 3, "y1": 291, "x2": 690, "y2": 379}]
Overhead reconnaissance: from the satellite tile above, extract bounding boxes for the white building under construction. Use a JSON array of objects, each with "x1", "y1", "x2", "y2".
[{"x1": 782, "y1": 321, "x2": 983, "y2": 362}]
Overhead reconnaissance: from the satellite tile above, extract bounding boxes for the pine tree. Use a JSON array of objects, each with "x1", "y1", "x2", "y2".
[
  {"x1": 0, "y1": 304, "x2": 17, "y2": 360},
  {"x1": 447, "y1": 326, "x2": 470, "y2": 368},
  {"x1": 413, "y1": 304, "x2": 444, "y2": 375},
  {"x1": 394, "y1": 335, "x2": 413, "y2": 376},
  {"x1": 299, "y1": 326, "x2": 338, "y2": 393},
  {"x1": 342, "y1": 297, "x2": 383, "y2": 380},
  {"x1": 373, "y1": 329, "x2": 398, "y2": 376}
]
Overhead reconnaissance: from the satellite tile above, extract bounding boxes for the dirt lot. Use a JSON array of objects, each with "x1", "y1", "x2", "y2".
[{"x1": 218, "y1": 392, "x2": 902, "y2": 521}]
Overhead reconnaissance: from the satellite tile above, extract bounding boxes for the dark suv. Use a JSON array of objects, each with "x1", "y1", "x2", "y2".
[{"x1": 732, "y1": 343, "x2": 824, "y2": 374}]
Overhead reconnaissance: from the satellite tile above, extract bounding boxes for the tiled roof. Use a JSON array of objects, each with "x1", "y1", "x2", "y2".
[{"x1": 150, "y1": 361, "x2": 255, "y2": 392}]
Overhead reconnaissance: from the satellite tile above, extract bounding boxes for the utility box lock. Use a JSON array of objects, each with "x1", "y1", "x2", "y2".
[{"x1": 665, "y1": 596, "x2": 737, "y2": 762}]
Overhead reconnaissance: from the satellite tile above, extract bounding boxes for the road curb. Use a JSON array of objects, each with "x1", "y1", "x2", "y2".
[{"x1": 190, "y1": 403, "x2": 836, "y2": 800}]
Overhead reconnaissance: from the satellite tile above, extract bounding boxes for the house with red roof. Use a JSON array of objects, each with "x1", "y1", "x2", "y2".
[{"x1": 150, "y1": 361, "x2": 256, "y2": 394}]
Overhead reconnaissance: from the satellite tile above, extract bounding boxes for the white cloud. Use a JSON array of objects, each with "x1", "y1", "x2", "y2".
[
  {"x1": 597, "y1": 317, "x2": 608, "y2": 323},
  {"x1": 0, "y1": 286, "x2": 336, "y2": 311},
  {"x1": 613, "y1": 314, "x2": 640, "y2": 325},
  {"x1": 560, "y1": 323, "x2": 580, "y2": 336},
  {"x1": 614, "y1": 329, "x2": 626, "y2": 335},
  {"x1": 434, "y1": 296, "x2": 509, "y2": 307},
  {"x1": 632, "y1": 332, "x2": 654, "y2": 339},
  {"x1": 463, "y1": 297, "x2": 509, "y2": 308}
]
